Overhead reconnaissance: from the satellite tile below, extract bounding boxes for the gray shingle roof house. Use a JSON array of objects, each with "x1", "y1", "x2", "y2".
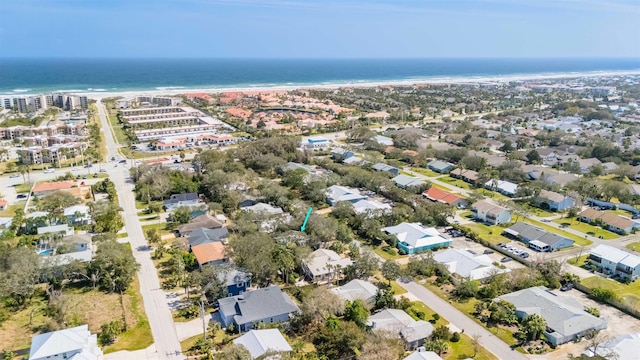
[
  {"x1": 163, "y1": 192, "x2": 200, "y2": 211},
  {"x1": 233, "y1": 329, "x2": 292, "y2": 359},
  {"x1": 503, "y1": 222, "x2": 574, "y2": 252},
  {"x1": 367, "y1": 309, "x2": 434, "y2": 350},
  {"x1": 302, "y1": 249, "x2": 353, "y2": 282},
  {"x1": 373, "y1": 163, "x2": 399, "y2": 176},
  {"x1": 497, "y1": 286, "x2": 607, "y2": 345},
  {"x1": 331, "y1": 279, "x2": 378, "y2": 304},
  {"x1": 534, "y1": 189, "x2": 574, "y2": 212},
  {"x1": 427, "y1": 160, "x2": 454, "y2": 173},
  {"x1": 471, "y1": 200, "x2": 511, "y2": 225},
  {"x1": 177, "y1": 213, "x2": 224, "y2": 237},
  {"x1": 218, "y1": 285, "x2": 300, "y2": 332},
  {"x1": 392, "y1": 175, "x2": 426, "y2": 189},
  {"x1": 241, "y1": 203, "x2": 284, "y2": 215},
  {"x1": 187, "y1": 227, "x2": 229, "y2": 247},
  {"x1": 326, "y1": 185, "x2": 368, "y2": 206}
]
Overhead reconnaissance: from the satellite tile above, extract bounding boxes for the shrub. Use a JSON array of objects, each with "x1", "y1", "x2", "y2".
[
  {"x1": 178, "y1": 304, "x2": 200, "y2": 319},
  {"x1": 431, "y1": 325, "x2": 451, "y2": 341},
  {"x1": 584, "y1": 307, "x2": 600, "y2": 317},
  {"x1": 432, "y1": 313, "x2": 440, "y2": 321},
  {"x1": 398, "y1": 249, "x2": 407, "y2": 255},
  {"x1": 99, "y1": 320, "x2": 124, "y2": 345},
  {"x1": 590, "y1": 287, "x2": 617, "y2": 302},
  {"x1": 450, "y1": 332, "x2": 460, "y2": 342},
  {"x1": 386, "y1": 248, "x2": 397, "y2": 256}
]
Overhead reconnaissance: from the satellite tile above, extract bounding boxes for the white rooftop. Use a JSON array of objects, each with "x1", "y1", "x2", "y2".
[
  {"x1": 233, "y1": 329, "x2": 292, "y2": 359},
  {"x1": 29, "y1": 324, "x2": 103, "y2": 360},
  {"x1": 583, "y1": 332, "x2": 640, "y2": 360},
  {"x1": 434, "y1": 248, "x2": 509, "y2": 280},
  {"x1": 352, "y1": 199, "x2": 391, "y2": 215},
  {"x1": 382, "y1": 222, "x2": 448, "y2": 249},
  {"x1": 591, "y1": 244, "x2": 640, "y2": 267},
  {"x1": 304, "y1": 249, "x2": 353, "y2": 278},
  {"x1": 331, "y1": 279, "x2": 378, "y2": 303},
  {"x1": 404, "y1": 350, "x2": 443, "y2": 360}
]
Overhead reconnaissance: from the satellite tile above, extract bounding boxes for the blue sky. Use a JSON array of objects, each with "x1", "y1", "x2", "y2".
[{"x1": 1, "y1": 0, "x2": 639, "y2": 58}]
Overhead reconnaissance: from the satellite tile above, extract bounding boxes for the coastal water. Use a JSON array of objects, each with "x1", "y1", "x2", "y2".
[{"x1": 1, "y1": 58, "x2": 639, "y2": 95}]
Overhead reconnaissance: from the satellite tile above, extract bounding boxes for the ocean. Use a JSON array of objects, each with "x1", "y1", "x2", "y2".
[{"x1": 1, "y1": 58, "x2": 639, "y2": 95}]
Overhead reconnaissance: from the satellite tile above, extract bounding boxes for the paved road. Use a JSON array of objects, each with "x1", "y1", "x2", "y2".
[
  {"x1": 96, "y1": 100, "x2": 184, "y2": 359},
  {"x1": 399, "y1": 281, "x2": 528, "y2": 360}
]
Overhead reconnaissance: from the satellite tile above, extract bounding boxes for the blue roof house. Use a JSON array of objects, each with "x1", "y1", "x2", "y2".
[{"x1": 428, "y1": 160, "x2": 454, "y2": 174}]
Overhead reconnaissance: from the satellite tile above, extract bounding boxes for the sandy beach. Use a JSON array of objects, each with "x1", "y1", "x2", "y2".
[{"x1": 52, "y1": 69, "x2": 639, "y2": 100}]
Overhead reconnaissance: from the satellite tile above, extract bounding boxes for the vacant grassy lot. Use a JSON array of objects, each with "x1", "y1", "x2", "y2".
[
  {"x1": 552, "y1": 218, "x2": 619, "y2": 240},
  {"x1": 440, "y1": 176, "x2": 471, "y2": 190},
  {"x1": 461, "y1": 222, "x2": 508, "y2": 245},
  {"x1": 411, "y1": 167, "x2": 442, "y2": 178},
  {"x1": 580, "y1": 276, "x2": 640, "y2": 313},
  {"x1": 626, "y1": 242, "x2": 640, "y2": 253},
  {"x1": 373, "y1": 246, "x2": 407, "y2": 260}
]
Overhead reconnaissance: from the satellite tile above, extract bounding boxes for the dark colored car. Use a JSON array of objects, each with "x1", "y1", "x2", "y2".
[
  {"x1": 483, "y1": 249, "x2": 494, "y2": 255},
  {"x1": 560, "y1": 283, "x2": 574, "y2": 291},
  {"x1": 500, "y1": 257, "x2": 512, "y2": 263}
]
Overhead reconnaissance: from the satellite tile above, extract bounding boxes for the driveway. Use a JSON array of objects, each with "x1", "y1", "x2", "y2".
[{"x1": 399, "y1": 281, "x2": 528, "y2": 360}]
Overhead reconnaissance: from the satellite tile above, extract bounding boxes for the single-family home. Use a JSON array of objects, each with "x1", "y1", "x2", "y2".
[
  {"x1": 578, "y1": 208, "x2": 636, "y2": 235},
  {"x1": 186, "y1": 227, "x2": 229, "y2": 247},
  {"x1": 191, "y1": 242, "x2": 228, "y2": 269},
  {"x1": 64, "y1": 205, "x2": 91, "y2": 225},
  {"x1": 217, "y1": 267, "x2": 252, "y2": 296},
  {"x1": 422, "y1": 187, "x2": 467, "y2": 208},
  {"x1": 40, "y1": 234, "x2": 94, "y2": 266},
  {"x1": 301, "y1": 137, "x2": 330, "y2": 151},
  {"x1": 241, "y1": 203, "x2": 284, "y2": 215},
  {"x1": 471, "y1": 200, "x2": 511, "y2": 225},
  {"x1": 326, "y1": 185, "x2": 368, "y2": 206},
  {"x1": 404, "y1": 349, "x2": 443, "y2": 360},
  {"x1": 433, "y1": 248, "x2": 509, "y2": 280},
  {"x1": 32, "y1": 181, "x2": 76, "y2": 197},
  {"x1": 450, "y1": 168, "x2": 479, "y2": 184},
  {"x1": 331, "y1": 279, "x2": 378, "y2": 304},
  {"x1": 331, "y1": 148, "x2": 355, "y2": 161},
  {"x1": 589, "y1": 245, "x2": 640, "y2": 280},
  {"x1": 497, "y1": 286, "x2": 607, "y2": 345},
  {"x1": 503, "y1": 222, "x2": 574, "y2": 252},
  {"x1": 37, "y1": 224, "x2": 74, "y2": 237},
  {"x1": 427, "y1": 160, "x2": 454, "y2": 174},
  {"x1": 28, "y1": 324, "x2": 103, "y2": 360},
  {"x1": 343, "y1": 156, "x2": 365, "y2": 165},
  {"x1": 578, "y1": 158, "x2": 602, "y2": 174},
  {"x1": 382, "y1": 222, "x2": 452, "y2": 254},
  {"x1": 285, "y1": 162, "x2": 324, "y2": 176},
  {"x1": 373, "y1": 163, "x2": 399, "y2": 176},
  {"x1": 218, "y1": 285, "x2": 300, "y2": 332},
  {"x1": 177, "y1": 213, "x2": 224, "y2": 237},
  {"x1": 484, "y1": 179, "x2": 518, "y2": 197},
  {"x1": 392, "y1": 175, "x2": 426, "y2": 189},
  {"x1": 233, "y1": 329, "x2": 292, "y2": 359},
  {"x1": 583, "y1": 332, "x2": 640, "y2": 360},
  {"x1": 163, "y1": 192, "x2": 200, "y2": 211},
  {"x1": 352, "y1": 199, "x2": 392, "y2": 216},
  {"x1": 533, "y1": 189, "x2": 574, "y2": 212},
  {"x1": 601, "y1": 162, "x2": 619, "y2": 174},
  {"x1": 302, "y1": 249, "x2": 353, "y2": 282},
  {"x1": 374, "y1": 135, "x2": 394, "y2": 146},
  {"x1": 367, "y1": 309, "x2": 434, "y2": 350}
]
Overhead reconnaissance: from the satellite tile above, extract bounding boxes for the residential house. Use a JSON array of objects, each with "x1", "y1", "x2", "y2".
[
  {"x1": 392, "y1": 174, "x2": 425, "y2": 189},
  {"x1": 367, "y1": 309, "x2": 434, "y2": 350},
  {"x1": 374, "y1": 135, "x2": 394, "y2": 146},
  {"x1": 0, "y1": 199, "x2": 7, "y2": 211},
  {"x1": 63, "y1": 205, "x2": 91, "y2": 225},
  {"x1": 343, "y1": 156, "x2": 365, "y2": 165},
  {"x1": 29, "y1": 324, "x2": 103, "y2": 360},
  {"x1": 241, "y1": 203, "x2": 284, "y2": 215},
  {"x1": 497, "y1": 286, "x2": 607, "y2": 345},
  {"x1": 41, "y1": 234, "x2": 94, "y2": 266},
  {"x1": 503, "y1": 222, "x2": 574, "y2": 252},
  {"x1": 578, "y1": 208, "x2": 636, "y2": 235},
  {"x1": 583, "y1": 332, "x2": 640, "y2": 360},
  {"x1": 533, "y1": 189, "x2": 574, "y2": 212},
  {"x1": 186, "y1": 227, "x2": 229, "y2": 248},
  {"x1": 163, "y1": 192, "x2": 200, "y2": 211},
  {"x1": 177, "y1": 213, "x2": 224, "y2": 237},
  {"x1": 302, "y1": 249, "x2": 353, "y2": 282},
  {"x1": 422, "y1": 187, "x2": 467, "y2": 208},
  {"x1": 191, "y1": 242, "x2": 228, "y2": 269},
  {"x1": 32, "y1": 181, "x2": 76, "y2": 197},
  {"x1": 218, "y1": 285, "x2": 300, "y2": 332},
  {"x1": 601, "y1": 162, "x2": 619, "y2": 174},
  {"x1": 427, "y1": 160, "x2": 454, "y2": 174},
  {"x1": 433, "y1": 248, "x2": 509, "y2": 280},
  {"x1": 285, "y1": 162, "x2": 324, "y2": 176},
  {"x1": 233, "y1": 329, "x2": 292, "y2": 359},
  {"x1": 372, "y1": 163, "x2": 399, "y2": 176},
  {"x1": 471, "y1": 200, "x2": 511, "y2": 225},
  {"x1": 37, "y1": 224, "x2": 74, "y2": 236},
  {"x1": 382, "y1": 222, "x2": 452, "y2": 254},
  {"x1": 589, "y1": 245, "x2": 640, "y2": 281},
  {"x1": 217, "y1": 267, "x2": 252, "y2": 296},
  {"x1": 578, "y1": 158, "x2": 602, "y2": 174},
  {"x1": 325, "y1": 185, "x2": 367, "y2": 206},
  {"x1": 403, "y1": 350, "x2": 443, "y2": 360},
  {"x1": 352, "y1": 199, "x2": 392, "y2": 216},
  {"x1": 484, "y1": 179, "x2": 518, "y2": 197},
  {"x1": 450, "y1": 168, "x2": 479, "y2": 184},
  {"x1": 331, "y1": 279, "x2": 378, "y2": 304},
  {"x1": 331, "y1": 148, "x2": 355, "y2": 161}
]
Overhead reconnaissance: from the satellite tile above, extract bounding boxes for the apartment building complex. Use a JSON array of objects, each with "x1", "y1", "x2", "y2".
[{"x1": 1, "y1": 93, "x2": 87, "y2": 113}]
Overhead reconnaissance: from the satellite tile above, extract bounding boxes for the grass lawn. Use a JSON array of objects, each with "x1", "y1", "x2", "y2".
[
  {"x1": 580, "y1": 276, "x2": 640, "y2": 313},
  {"x1": 478, "y1": 189, "x2": 510, "y2": 201},
  {"x1": 430, "y1": 182, "x2": 455, "y2": 192},
  {"x1": 447, "y1": 334, "x2": 498, "y2": 360},
  {"x1": 626, "y1": 242, "x2": 640, "y2": 253},
  {"x1": 412, "y1": 167, "x2": 442, "y2": 178},
  {"x1": 525, "y1": 206, "x2": 556, "y2": 218},
  {"x1": 117, "y1": 232, "x2": 129, "y2": 238},
  {"x1": 525, "y1": 219, "x2": 593, "y2": 246},
  {"x1": 135, "y1": 199, "x2": 162, "y2": 210},
  {"x1": 141, "y1": 223, "x2": 175, "y2": 237},
  {"x1": 461, "y1": 222, "x2": 508, "y2": 245},
  {"x1": 180, "y1": 329, "x2": 231, "y2": 353},
  {"x1": 440, "y1": 176, "x2": 471, "y2": 190},
  {"x1": 551, "y1": 218, "x2": 619, "y2": 240},
  {"x1": 390, "y1": 281, "x2": 408, "y2": 295},
  {"x1": 0, "y1": 204, "x2": 21, "y2": 217},
  {"x1": 568, "y1": 254, "x2": 589, "y2": 268},
  {"x1": 373, "y1": 246, "x2": 407, "y2": 260},
  {"x1": 399, "y1": 170, "x2": 415, "y2": 177},
  {"x1": 14, "y1": 182, "x2": 33, "y2": 193},
  {"x1": 408, "y1": 301, "x2": 449, "y2": 326}
]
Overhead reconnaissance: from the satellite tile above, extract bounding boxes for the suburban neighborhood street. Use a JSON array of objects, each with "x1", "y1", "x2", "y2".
[
  {"x1": 96, "y1": 100, "x2": 184, "y2": 359},
  {"x1": 399, "y1": 281, "x2": 528, "y2": 360}
]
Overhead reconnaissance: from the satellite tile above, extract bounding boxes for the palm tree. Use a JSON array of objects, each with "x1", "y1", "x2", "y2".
[{"x1": 522, "y1": 314, "x2": 547, "y2": 342}]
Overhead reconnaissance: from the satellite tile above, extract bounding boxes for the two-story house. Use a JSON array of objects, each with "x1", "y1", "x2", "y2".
[
  {"x1": 589, "y1": 245, "x2": 640, "y2": 281},
  {"x1": 533, "y1": 189, "x2": 574, "y2": 212},
  {"x1": 471, "y1": 200, "x2": 512, "y2": 225}
]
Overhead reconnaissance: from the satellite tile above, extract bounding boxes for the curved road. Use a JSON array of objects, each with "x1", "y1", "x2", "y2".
[{"x1": 95, "y1": 100, "x2": 184, "y2": 359}]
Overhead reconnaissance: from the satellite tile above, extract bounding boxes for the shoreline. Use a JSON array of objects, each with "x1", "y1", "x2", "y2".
[{"x1": 3, "y1": 69, "x2": 640, "y2": 100}]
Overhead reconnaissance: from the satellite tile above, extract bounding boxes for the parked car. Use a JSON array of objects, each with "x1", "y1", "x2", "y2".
[
  {"x1": 111, "y1": 157, "x2": 116, "y2": 161},
  {"x1": 9, "y1": 174, "x2": 19, "y2": 178},
  {"x1": 44, "y1": 168, "x2": 55, "y2": 174},
  {"x1": 483, "y1": 249, "x2": 494, "y2": 255},
  {"x1": 500, "y1": 257, "x2": 512, "y2": 263},
  {"x1": 119, "y1": 159, "x2": 127, "y2": 164},
  {"x1": 560, "y1": 283, "x2": 574, "y2": 291},
  {"x1": 16, "y1": 194, "x2": 27, "y2": 199},
  {"x1": 520, "y1": 252, "x2": 529, "y2": 258}
]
